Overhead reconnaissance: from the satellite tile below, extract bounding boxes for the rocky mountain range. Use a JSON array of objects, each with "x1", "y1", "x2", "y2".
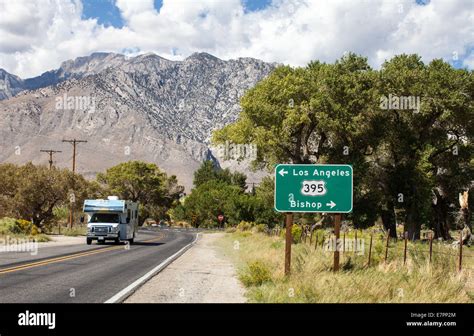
[{"x1": 0, "y1": 52, "x2": 275, "y2": 190}]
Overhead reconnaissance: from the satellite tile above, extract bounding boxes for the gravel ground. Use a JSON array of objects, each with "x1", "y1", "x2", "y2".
[{"x1": 125, "y1": 233, "x2": 246, "y2": 303}]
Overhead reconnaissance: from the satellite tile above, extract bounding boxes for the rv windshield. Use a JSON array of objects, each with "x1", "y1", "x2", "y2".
[{"x1": 89, "y1": 213, "x2": 119, "y2": 224}]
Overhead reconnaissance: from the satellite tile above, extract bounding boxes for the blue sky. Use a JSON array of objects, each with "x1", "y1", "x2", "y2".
[
  {"x1": 82, "y1": 0, "x2": 125, "y2": 28},
  {"x1": 1, "y1": 0, "x2": 472, "y2": 78},
  {"x1": 82, "y1": 0, "x2": 273, "y2": 28}
]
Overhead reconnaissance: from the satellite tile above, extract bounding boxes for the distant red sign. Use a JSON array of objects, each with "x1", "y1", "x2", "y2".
[{"x1": 217, "y1": 214, "x2": 224, "y2": 222}]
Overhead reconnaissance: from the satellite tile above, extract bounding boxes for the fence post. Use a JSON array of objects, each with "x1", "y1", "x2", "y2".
[
  {"x1": 384, "y1": 229, "x2": 390, "y2": 263},
  {"x1": 354, "y1": 230, "x2": 358, "y2": 255},
  {"x1": 314, "y1": 231, "x2": 318, "y2": 250},
  {"x1": 367, "y1": 232, "x2": 373, "y2": 267},
  {"x1": 459, "y1": 230, "x2": 463, "y2": 272},
  {"x1": 429, "y1": 231, "x2": 433, "y2": 263},
  {"x1": 343, "y1": 232, "x2": 346, "y2": 254},
  {"x1": 403, "y1": 231, "x2": 408, "y2": 265}
]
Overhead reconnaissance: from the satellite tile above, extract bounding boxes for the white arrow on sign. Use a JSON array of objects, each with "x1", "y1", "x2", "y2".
[
  {"x1": 326, "y1": 201, "x2": 336, "y2": 209},
  {"x1": 278, "y1": 168, "x2": 288, "y2": 177}
]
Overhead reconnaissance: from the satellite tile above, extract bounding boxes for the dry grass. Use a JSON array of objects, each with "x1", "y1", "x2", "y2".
[{"x1": 216, "y1": 231, "x2": 473, "y2": 303}]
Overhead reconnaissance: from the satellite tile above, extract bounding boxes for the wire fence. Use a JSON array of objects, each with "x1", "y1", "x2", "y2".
[{"x1": 265, "y1": 226, "x2": 473, "y2": 272}]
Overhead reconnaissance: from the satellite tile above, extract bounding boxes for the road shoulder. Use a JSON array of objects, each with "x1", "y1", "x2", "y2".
[{"x1": 125, "y1": 232, "x2": 246, "y2": 303}]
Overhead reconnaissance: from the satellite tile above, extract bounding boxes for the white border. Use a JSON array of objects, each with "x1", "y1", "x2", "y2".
[{"x1": 274, "y1": 164, "x2": 353, "y2": 213}]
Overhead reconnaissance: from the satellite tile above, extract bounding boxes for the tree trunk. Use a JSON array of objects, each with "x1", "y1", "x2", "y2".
[
  {"x1": 405, "y1": 212, "x2": 420, "y2": 240},
  {"x1": 431, "y1": 189, "x2": 452, "y2": 240},
  {"x1": 462, "y1": 208, "x2": 471, "y2": 231},
  {"x1": 381, "y1": 201, "x2": 397, "y2": 239},
  {"x1": 405, "y1": 196, "x2": 421, "y2": 240}
]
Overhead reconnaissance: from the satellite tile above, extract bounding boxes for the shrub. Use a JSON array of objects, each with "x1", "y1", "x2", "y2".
[
  {"x1": 0, "y1": 217, "x2": 16, "y2": 234},
  {"x1": 291, "y1": 224, "x2": 302, "y2": 243},
  {"x1": 236, "y1": 221, "x2": 254, "y2": 232},
  {"x1": 239, "y1": 260, "x2": 272, "y2": 287},
  {"x1": 200, "y1": 219, "x2": 218, "y2": 229},
  {"x1": 0, "y1": 217, "x2": 42, "y2": 236},
  {"x1": 252, "y1": 223, "x2": 268, "y2": 233},
  {"x1": 11, "y1": 219, "x2": 40, "y2": 235},
  {"x1": 279, "y1": 224, "x2": 303, "y2": 243}
]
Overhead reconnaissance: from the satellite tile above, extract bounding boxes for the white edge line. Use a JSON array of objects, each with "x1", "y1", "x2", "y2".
[{"x1": 104, "y1": 233, "x2": 200, "y2": 303}]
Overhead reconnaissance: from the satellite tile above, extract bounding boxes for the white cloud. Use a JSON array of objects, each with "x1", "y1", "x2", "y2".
[{"x1": 0, "y1": 0, "x2": 472, "y2": 78}]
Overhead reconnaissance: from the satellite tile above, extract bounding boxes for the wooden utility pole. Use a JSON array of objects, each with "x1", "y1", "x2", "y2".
[
  {"x1": 62, "y1": 139, "x2": 87, "y2": 228},
  {"x1": 62, "y1": 139, "x2": 87, "y2": 173},
  {"x1": 40, "y1": 149, "x2": 62, "y2": 234},
  {"x1": 284, "y1": 213, "x2": 293, "y2": 276},
  {"x1": 333, "y1": 214, "x2": 341, "y2": 272},
  {"x1": 40, "y1": 149, "x2": 62, "y2": 169}
]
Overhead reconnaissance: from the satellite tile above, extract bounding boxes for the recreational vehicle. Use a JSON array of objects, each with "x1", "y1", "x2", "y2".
[{"x1": 82, "y1": 196, "x2": 139, "y2": 245}]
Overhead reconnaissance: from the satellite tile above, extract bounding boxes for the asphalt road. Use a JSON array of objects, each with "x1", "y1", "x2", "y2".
[{"x1": 0, "y1": 228, "x2": 196, "y2": 303}]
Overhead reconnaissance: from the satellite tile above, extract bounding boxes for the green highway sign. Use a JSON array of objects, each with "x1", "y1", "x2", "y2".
[{"x1": 274, "y1": 164, "x2": 353, "y2": 213}]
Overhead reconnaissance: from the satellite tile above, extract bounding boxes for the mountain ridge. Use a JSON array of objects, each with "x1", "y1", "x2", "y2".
[{"x1": 0, "y1": 52, "x2": 275, "y2": 189}]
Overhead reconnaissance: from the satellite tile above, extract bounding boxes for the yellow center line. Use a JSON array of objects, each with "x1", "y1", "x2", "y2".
[{"x1": 0, "y1": 232, "x2": 165, "y2": 275}]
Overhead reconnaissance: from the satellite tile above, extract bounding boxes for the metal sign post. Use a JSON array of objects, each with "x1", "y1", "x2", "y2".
[
  {"x1": 285, "y1": 213, "x2": 293, "y2": 276},
  {"x1": 333, "y1": 213, "x2": 341, "y2": 272}
]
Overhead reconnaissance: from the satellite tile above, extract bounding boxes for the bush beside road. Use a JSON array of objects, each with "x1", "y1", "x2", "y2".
[
  {"x1": 0, "y1": 217, "x2": 50, "y2": 242},
  {"x1": 216, "y1": 230, "x2": 473, "y2": 303}
]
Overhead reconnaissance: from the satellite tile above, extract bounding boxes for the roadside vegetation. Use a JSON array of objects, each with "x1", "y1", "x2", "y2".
[
  {"x1": 0, "y1": 217, "x2": 50, "y2": 242},
  {"x1": 217, "y1": 227, "x2": 473, "y2": 303},
  {"x1": 213, "y1": 53, "x2": 473, "y2": 241},
  {"x1": 0, "y1": 161, "x2": 185, "y2": 239},
  {"x1": 173, "y1": 54, "x2": 472, "y2": 244},
  {"x1": 170, "y1": 160, "x2": 281, "y2": 228}
]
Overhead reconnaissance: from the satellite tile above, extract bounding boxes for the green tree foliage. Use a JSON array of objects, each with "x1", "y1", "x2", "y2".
[
  {"x1": 372, "y1": 55, "x2": 473, "y2": 239},
  {"x1": 0, "y1": 163, "x2": 101, "y2": 227},
  {"x1": 213, "y1": 53, "x2": 473, "y2": 239},
  {"x1": 96, "y1": 161, "x2": 184, "y2": 222},
  {"x1": 193, "y1": 160, "x2": 247, "y2": 190},
  {"x1": 252, "y1": 176, "x2": 284, "y2": 225},
  {"x1": 180, "y1": 180, "x2": 244, "y2": 227},
  {"x1": 176, "y1": 161, "x2": 284, "y2": 228}
]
